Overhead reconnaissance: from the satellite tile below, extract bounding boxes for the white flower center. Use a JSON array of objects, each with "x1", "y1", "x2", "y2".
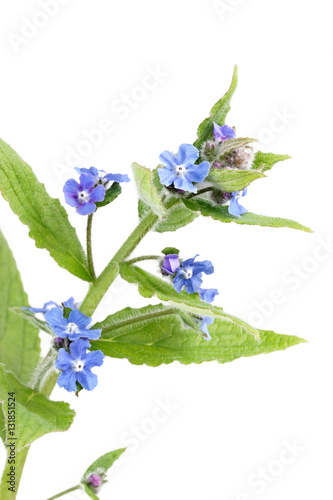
[
  {"x1": 66, "y1": 322, "x2": 79, "y2": 335},
  {"x1": 174, "y1": 164, "x2": 186, "y2": 176},
  {"x1": 78, "y1": 190, "x2": 90, "y2": 203},
  {"x1": 182, "y1": 268, "x2": 193, "y2": 279},
  {"x1": 72, "y1": 359, "x2": 85, "y2": 372}
]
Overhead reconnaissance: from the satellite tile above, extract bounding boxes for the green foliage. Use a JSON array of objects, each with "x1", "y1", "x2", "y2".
[
  {"x1": 252, "y1": 151, "x2": 291, "y2": 172},
  {"x1": 0, "y1": 364, "x2": 75, "y2": 451},
  {"x1": 183, "y1": 197, "x2": 312, "y2": 232},
  {"x1": 194, "y1": 65, "x2": 238, "y2": 150},
  {"x1": 132, "y1": 163, "x2": 166, "y2": 217},
  {"x1": 0, "y1": 139, "x2": 92, "y2": 282},
  {"x1": 139, "y1": 198, "x2": 198, "y2": 232},
  {"x1": 213, "y1": 137, "x2": 257, "y2": 156},
  {"x1": 91, "y1": 305, "x2": 306, "y2": 366},
  {"x1": 207, "y1": 168, "x2": 265, "y2": 192},
  {"x1": 95, "y1": 182, "x2": 122, "y2": 208},
  {"x1": 119, "y1": 263, "x2": 259, "y2": 339},
  {"x1": 0, "y1": 231, "x2": 40, "y2": 385}
]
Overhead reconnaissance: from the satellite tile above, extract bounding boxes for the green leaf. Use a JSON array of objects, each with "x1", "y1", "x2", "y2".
[
  {"x1": 0, "y1": 138, "x2": 92, "y2": 282},
  {"x1": 10, "y1": 307, "x2": 53, "y2": 336},
  {"x1": 162, "y1": 247, "x2": 180, "y2": 255},
  {"x1": 132, "y1": 163, "x2": 166, "y2": 217},
  {"x1": 119, "y1": 263, "x2": 259, "y2": 339},
  {"x1": 0, "y1": 230, "x2": 40, "y2": 385},
  {"x1": 139, "y1": 197, "x2": 198, "y2": 233},
  {"x1": 252, "y1": 151, "x2": 291, "y2": 172},
  {"x1": 183, "y1": 198, "x2": 312, "y2": 232},
  {"x1": 80, "y1": 448, "x2": 126, "y2": 500},
  {"x1": 155, "y1": 203, "x2": 199, "y2": 232},
  {"x1": 0, "y1": 363, "x2": 75, "y2": 450},
  {"x1": 95, "y1": 182, "x2": 122, "y2": 208},
  {"x1": 207, "y1": 168, "x2": 265, "y2": 192},
  {"x1": 90, "y1": 305, "x2": 306, "y2": 366},
  {"x1": 194, "y1": 65, "x2": 238, "y2": 150}
]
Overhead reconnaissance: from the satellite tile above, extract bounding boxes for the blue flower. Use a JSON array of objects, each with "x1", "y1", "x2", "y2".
[
  {"x1": 63, "y1": 173, "x2": 105, "y2": 215},
  {"x1": 75, "y1": 167, "x2": 130, "y2": 185},
  {"x1": 199, "y1": 317, "x2": 214, "y2": 341},
  {"x1": 55, "y1": 339, "x2": 104, "y2": 392},
  {"x1": 62, "y1": 297, "x2": 79, "y2": 309},
  {"x1": 44, "y1": 307, "x2": 102, "y2": 341},
  {"x1": 158, "y1": 144, "x2": 210, "y2": 193},
  {"x1": 23, "y1": 301, "x2": 58, "y2": 315},
  {"x1": 199, "y1": 288, "x2": 219, "y2": 304},
  {"x1": 213, "y1": 123, "x2": 236, "y2": 141},
  {"x1": 173, "y1": 255, "x2": 214, "y2": 294},
  {"x1": 161, "y1": 254, "x2": 180, "y2": 276},
  {"x1": 228, "y1": 188, "x2": 248, "y2": 217}
]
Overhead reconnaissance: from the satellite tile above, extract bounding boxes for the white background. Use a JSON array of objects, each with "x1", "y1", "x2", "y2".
[{"x1": 0, "y1": 1, "x2": 332, "y2": 499}]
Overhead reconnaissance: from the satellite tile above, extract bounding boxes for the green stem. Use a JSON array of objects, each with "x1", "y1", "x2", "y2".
[
  {"x1": 186, "y1": 187, "x2": 214, "y2": 199},
  {"x1": 45, "y1": 485, "x2": 80, "y2": 500},
  {"x1": 125, "y1": 254, "x2": 161, "y2": 266},
  {"x1": 80, "y1": 210, "x2": 158, "y2": 316},
  {"x1": 0, "y1": 448, "x2": 29, "y2": 500},
  {"x1": 87, "y1": 213, "x2": 96, "y2": 281}
]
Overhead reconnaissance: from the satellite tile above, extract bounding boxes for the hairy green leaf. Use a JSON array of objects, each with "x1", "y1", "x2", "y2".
[
  {"x1": 214, "y1": 137, "x2": 257, "y2": 156},
  {"x1": 207, "y1": 168, "x2": 265, "y2": 192},
  {"x1": 138, "y1": 198, "x2": 198, "y2": 232},
  {"x1": 91, "y1": 305, "x2": 306, "y2": 366},
  {"x1": 252, "y1": 151, "x2": 291, "y2": 172},
  {"x1": 194, "y1": 65, "x2": 238, "y2": 150},
  {"x1": 183, "y1": 198, "x2": 312, "y2": 232},
  {"x1": 162, "y1": 247, "x2": 180, "y2": 255},
  {"x1": 0, "y1": 364, "x2": 75, "y2": 451},
  {"x1": 132, "y1": 163, "x2": 165, "y2": 217},
  {"x1": 0, "y1": 139, "x2": 91, "y2": 281},
  {"x1": 0, "y1": 230, "x2": 40, "y2": 385},
  {"x1": 119, "y1": 264, "x2": 259, "y2": 339}
]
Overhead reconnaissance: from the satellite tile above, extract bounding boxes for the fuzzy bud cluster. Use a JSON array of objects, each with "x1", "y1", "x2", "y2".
[{"x1": 201, "y1": 139, "x2": 254, "y2": 171}]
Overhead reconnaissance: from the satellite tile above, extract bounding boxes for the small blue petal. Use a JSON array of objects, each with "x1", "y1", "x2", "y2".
[
  {"x1": 77, "y1": 369, "x2": 98, "y2": 391},
  {"x1": 199, "y1": 288, "x2": 219, "y2": 304},
  {"x1": 159, "y1": 150, "x2": 177, "y2": 168},
  {"x1": 185, "y1": 161, "x2": 210, "y2": 183},
  {"x1": 57, "y1": 370, "x2": 77, "y2": 392},
  {"x1": 79, "y1": 173, "x2": 95, "y2": 191},
  {"x1": 84, "y1": 350, "x2": 105, "y2": 369},
  {"x1": 76, "y1": 201, "x2": 96, "y2": 215},
  {"x1": 68, "y1": 309, "x2": 91, "y2": 329},
  {"x1": 158, "y1": 167, "x2": 176, "y2": 187},
  {"x1": 69, "y1": 338, "x2": 91, "y2": 360},
  {"x1": 89, "y1": 184, "x2": 105, "y2": 203},
  {"x1": 176, "y1": 144, "x2": 199, "y2": 167},
  {"x1": 55, "y1": 349, "x2": 73, "y2": 371},
  {"x1": 228, "y1": 190, "x2": 248, "y2": 218},
  {"x1": 173, "y1": 174, "x2": 196, "y2": 193},
  {"x1": 103, "y1": 173, "x2": 130, "y2": 183}
]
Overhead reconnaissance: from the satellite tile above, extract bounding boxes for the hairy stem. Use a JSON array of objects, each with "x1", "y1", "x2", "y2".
[
  {"x1": 45, "y1": 485, "x2": 81, "y2": 500},
  {"x1": 0, "y1": 447, "x2": 29, "y2": 500},
  {"x1": 87, "y1": 213, "x2": 96, "y2": 281},
  {"x1": 80, "y1": 210, "x2": 158, "y2": 316},
  {"x1": 125, "y1": 254, "x2": 161, "y2": 266},
  {"x1": 186, "y1": 187, "x2": 214, "y2": 199}
]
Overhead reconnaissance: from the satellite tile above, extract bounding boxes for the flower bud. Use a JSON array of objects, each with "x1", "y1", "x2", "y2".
[
  {"x1": 161, "y1": 254, "x2": 180, "y2": 276},
  {"x1": 88, "y1": 474, "x2": 102, "y2": 488}
]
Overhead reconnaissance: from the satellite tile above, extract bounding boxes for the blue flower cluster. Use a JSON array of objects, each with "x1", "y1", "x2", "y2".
[
  {"x1": 162, "y1": 254, "x2": 219, "y2": 341},
  {"x1": 44, "y1": 305, "x2": 104, "y2": 392},
  {"x1": 63, "y1": 166, "x2": 130, "y2": 215},
  {"x1": 24, "y1": 299, "x2": 104, "y2": 392},
  {"x1": 157, "y1": 126, "x2": 248, "y2": 218}
]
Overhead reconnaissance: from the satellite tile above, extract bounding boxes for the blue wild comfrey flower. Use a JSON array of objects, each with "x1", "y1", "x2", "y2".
[
  {"x1": 213, "y1": 123, "x2": 236, "y2": 142},
  {"x1": 45, "y1": 307, "x2": 102, "y2": 341},
  {"x1": 161, "y1": 254, "x2": 181, "y2": 276},
  {"x1": 158, "y1": 144, "x2": 210, "y2": 193},
  {"x1": 198, "y1": 288, "x2": 219, "y2": 304},
  {"x1": 199, "y1": 316, "x2": 214, "y2": 341},
  {"x1": 63, "y1": 173, "x2": 105, "y2": 215},
  {"x1": 75, "y1": 166, "x2": 130, "y2": 185},
  {"x1": 229, "y1": 188, "x2": 248, "y2": 217},
  {"x1": 173, "y1": 255, "x2": 214, "y2": 294},
  {"x1": 55, "y1": 338, "x2": 104, "y2": 392}
]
